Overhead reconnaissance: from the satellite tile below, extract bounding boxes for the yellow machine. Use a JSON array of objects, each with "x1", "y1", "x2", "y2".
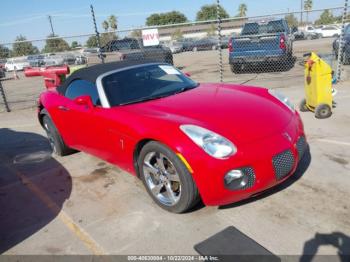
[{"x1": 300, "y1": 52, "x2": 333, "y2": 119}]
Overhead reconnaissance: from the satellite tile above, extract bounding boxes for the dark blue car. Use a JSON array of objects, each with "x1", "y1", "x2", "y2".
[{"x1": 229, "y1": 19, "x2": 293, "y2": 73}]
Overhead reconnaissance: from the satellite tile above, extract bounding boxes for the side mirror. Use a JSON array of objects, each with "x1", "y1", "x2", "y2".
[{"x1": 74, "y1": 95, "x2": 94, "y2": 108}]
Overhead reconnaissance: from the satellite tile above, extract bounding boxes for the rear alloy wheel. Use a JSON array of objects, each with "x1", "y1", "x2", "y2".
[
  {"x1": 42, "y1": 115, "x2": 74, "y2": 156},
  {"x1": 192, "y1": 47, "x2": 198, "y2": 52},
  {"x1": 315, "y1": 104, "x2": 332, "y2": 119},
  {"x1": 138, "y1": 141, "x2": 199, "y2": 213},
  {"x1": 299, "y1": 98, "x2": 309, "y2": 112},
  {"x1": 212, "y1": 45, "x2": 217, "y2": 50}
]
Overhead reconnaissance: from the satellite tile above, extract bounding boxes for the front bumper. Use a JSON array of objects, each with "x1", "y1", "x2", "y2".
[
  {"x1": 229, "y1": 53, "x2": 289, "y2": 65},
  {"x1": 180, "y1": 113, "x2": 306, "y2": 206}
]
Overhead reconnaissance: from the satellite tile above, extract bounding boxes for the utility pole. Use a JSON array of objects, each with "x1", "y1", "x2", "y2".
[
  {"x1": 48, "y1": 15, "x2": 55, "y2": 36},
  {"x1": 300, "y1": 0, "x2": 303, "y2": 25},
  {"x1": 90, "y1": 5, "x2": 105, "y2": 63}
]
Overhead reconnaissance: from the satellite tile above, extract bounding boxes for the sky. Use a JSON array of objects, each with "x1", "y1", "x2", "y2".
[{"x1": 0, "y1": 0, "x2": 346, "y2": 45}]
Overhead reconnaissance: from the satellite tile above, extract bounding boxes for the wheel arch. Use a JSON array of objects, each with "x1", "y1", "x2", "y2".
[
  {"x1": 133, "y1": 138, "x2": 156, "y2": 178},
  {"x1": 132, "y1": 137, "x2": 184, "y2": 178},
  {"x1": 38, "y1": 107, "x2": 50, "y2": 128}
]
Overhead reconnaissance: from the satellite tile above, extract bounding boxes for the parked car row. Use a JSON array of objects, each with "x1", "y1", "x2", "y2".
[
  {"x1": 2, "y1": 53, "x2": 88, "y2": 72},
  {"x1": 291, "y1": 27, "x2": 321, "y2": 40},
  {"x1": 162, "y1": 36, "x2": 231, "y2": 54}
]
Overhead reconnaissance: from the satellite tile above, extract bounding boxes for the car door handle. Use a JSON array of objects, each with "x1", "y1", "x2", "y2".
[{"x1": 58, "y1": 105, "x2": 70, "y2": 111}]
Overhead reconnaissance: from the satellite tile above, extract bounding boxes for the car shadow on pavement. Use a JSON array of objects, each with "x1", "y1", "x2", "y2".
[
  {"x1": 300, "y1": 232, "x2": 350, "y2": 262},
  {"x1": 0, "y1": 128, "x2": 72, "y2": 254},
  {"x1": 218, "y1": 146, "x2": 311, "y2": 210}
]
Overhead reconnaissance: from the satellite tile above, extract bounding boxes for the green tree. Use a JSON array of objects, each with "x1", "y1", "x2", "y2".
[
  {"x1": 237, "y1": 3, "x2": 247, "y2": 17},
  {"x1": 206, "y1": 24, "x2": 216, "y2": 36},
  {"x1": 304, "y1": 0, "x2": 313, "y2": 24},
  {"x1": 171, "y1": 29, "x2": 184, "y2": 40},
  {"x1": 71, "y1": 41, "x2": 80, "y2": 49},
  {"x1": 108, "y1": 15, "x2": 117, "y2": 30},
  {"x1": 101, "y1": 32, "x2": 117, "y2": 46},
  {"x1": 285, "y1": 13, "x2": 299, "y2": 28},
  {"x1": 12, "y1": 35, "x2": 38, "y2": 56},
  {"x1": 315, "y1": 9, "x2": 335, "y2": 25},
  {"x1": 0, "y1": 45, "x2": 11, "y2": 59},
  {"x1": 146, "y1": 11, "x2": 188, "y2": 26},
  {"x1": 196, "y1": 4, "x2": 229, "y2": 21},
  {"x1": 130, "y1": 30, "x2": 142, "y2": 38},
  {"x1": 42, "y1": 34, "x2": 70, "y2": 53},
  {"x1": 102, "y1": 20, "x2": 109, "y2": 32},
  {"x1": 86, "y1": 35, "x2": 98, "y2": 48},
  {"x1": 86, "y1": 32, "x2": 118, "y2": 48}
]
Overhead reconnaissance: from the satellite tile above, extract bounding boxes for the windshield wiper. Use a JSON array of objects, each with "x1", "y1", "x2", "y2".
[
  {"x1": 119, "y1": 94, "x2": 170, "y2": 106},
  {"x1": 174, "y1": 84, "x2": 199, "y2": 95}
]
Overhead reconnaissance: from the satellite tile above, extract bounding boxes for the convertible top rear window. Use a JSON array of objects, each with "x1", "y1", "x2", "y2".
[
  {"x1": 101, "y1": 64, "x2": 198, "y2": 106},
  {"x1": 241, "y1": 20, "x2": 285, "y2": 35}
]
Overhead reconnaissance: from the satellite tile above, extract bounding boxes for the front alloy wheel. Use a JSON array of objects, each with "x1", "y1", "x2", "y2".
[
  {"x1": 138, "y1": 141, "x2": 199, "y2": 213},
  {"x1": 143, "y1": 152, "x2": 181, "y2": 206}
]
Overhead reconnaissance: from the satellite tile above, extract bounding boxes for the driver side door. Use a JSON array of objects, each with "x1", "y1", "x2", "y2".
[{"x1": 57, "y1": 79, "x2": 102, "y2": 151}]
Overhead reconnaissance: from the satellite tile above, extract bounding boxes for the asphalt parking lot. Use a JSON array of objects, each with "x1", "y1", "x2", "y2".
[{"x1": 1, "y1": 37, "x2": 350, "y2": 258}]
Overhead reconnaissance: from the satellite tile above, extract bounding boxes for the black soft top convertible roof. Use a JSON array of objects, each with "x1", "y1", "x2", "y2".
[{"x1": 57, "y1": 60, "x2": 159, "y2": 95}]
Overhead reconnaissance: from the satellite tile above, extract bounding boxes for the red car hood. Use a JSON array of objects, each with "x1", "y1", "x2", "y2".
[{"x1": 122, "y1": 83, "x2": 294, "y2": 144}]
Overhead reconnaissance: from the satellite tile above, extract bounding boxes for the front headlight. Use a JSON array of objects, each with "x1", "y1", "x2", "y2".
[
  {"x1": 180, "y1": 125, "x2": 236, "y2": 159},
  {"x1": 268, "y1": 89, "x2": 294, "y2": 112}
]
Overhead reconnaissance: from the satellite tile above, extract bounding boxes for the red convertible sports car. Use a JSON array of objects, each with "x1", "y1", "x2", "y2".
[{"x1": 38, "y1": 60, "x2": 308, "y2": 213}]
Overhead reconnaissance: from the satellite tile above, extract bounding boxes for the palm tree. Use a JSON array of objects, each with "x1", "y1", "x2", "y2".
[
  {"x1": 108, "y1": 15, "x2": 117, "y2": 31},
  {"x1": 238, "y1": 3, "x2": 247, "y2": 17},
  {"x1": 304, "y1": 0, "x2": 313, "y2": 24},
  {"x1": 102, "y1": 20, "x2": 109, "y2": 32}
]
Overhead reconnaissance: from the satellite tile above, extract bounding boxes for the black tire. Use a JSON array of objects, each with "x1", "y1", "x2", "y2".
[
  {"x1": 299, "y1": 98, "x2": 309, "y2": 112},
  {"x1": 138, "y1": 141, "x2": 199, "y2": 213},
  {"x1": 315, "y1": 104, "x2": 332, "y2": 119},
  {"x1": 42, "y1": 115, "x2": 74, "y2": 156},
  {"x1": 230, "y1": 64, "x2": 241, "y2": 74}
]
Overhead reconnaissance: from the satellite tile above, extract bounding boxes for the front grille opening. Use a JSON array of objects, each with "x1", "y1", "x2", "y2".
[
  {"x1": 240, "y1": 167, "x2": 255, "y2": 190},
  {"x1": 272, "y1": 150, "x2": 295, "y2": 180}
]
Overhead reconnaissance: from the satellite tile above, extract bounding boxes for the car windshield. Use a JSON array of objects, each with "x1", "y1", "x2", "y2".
[
  {"x1": 102, "y1": 64, "x2": 198, "y2": 106},
  {"x1": 241, "y1": 21, "x2": 285, "y2": 35}
]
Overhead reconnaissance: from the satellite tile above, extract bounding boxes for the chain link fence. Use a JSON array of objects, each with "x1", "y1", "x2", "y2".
[{"x1": 0, "y1": 2, "x2": 348, "y2": 112}]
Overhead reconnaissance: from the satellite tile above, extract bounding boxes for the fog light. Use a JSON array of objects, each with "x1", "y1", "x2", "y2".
[
  {"x1": 224, "y1": 170, "x2": 243, "y2": 184},
  {"x1": 224, "y1": 169, "x2": 249, "y2": 190}
]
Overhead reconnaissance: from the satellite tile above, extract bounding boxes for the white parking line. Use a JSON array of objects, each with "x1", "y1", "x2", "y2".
[{"x1": 316, "y1": 139, "x2": 350, "y2": 147}]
